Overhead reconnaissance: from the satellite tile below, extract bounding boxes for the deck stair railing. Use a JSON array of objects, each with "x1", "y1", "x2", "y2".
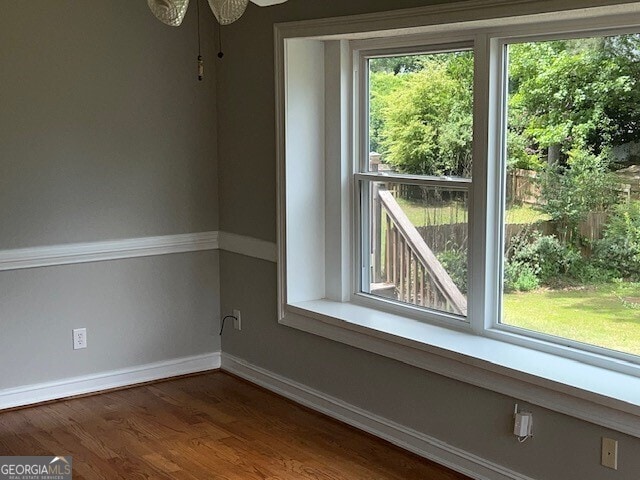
[{"x1": 373, "y1": 188, "x2": 467, "y2": 316}]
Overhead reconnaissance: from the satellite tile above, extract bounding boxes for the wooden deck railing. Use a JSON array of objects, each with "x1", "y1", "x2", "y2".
[{"x1": 374, "y1": 188, "x2": 467, "y2": 316}]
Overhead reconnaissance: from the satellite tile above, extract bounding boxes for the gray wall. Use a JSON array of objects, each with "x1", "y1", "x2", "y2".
[
  {"x1": 218, "y1": 1, "x2": 640, "y2": 479},
  {"x1": 0, "y1": 0, "x2": 221, "y2": 388},
  {"x1": 0, "y1": 252, "x2": 220, "y2": 389},
  {"x1": 0, "y1": 1, "x2": 218, "y2": 248}
]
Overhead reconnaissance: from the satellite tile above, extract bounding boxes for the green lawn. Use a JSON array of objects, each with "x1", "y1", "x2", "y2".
[
  {"x1": 396, "y1": 198, "x2": 549, "y2": 227},
  {"x1": 505, "y1": 205, "x2": 551, "y2": 225},
  {"x1": 503, "y1": 283, "x2": 640, "y2": 355},
  {"x1": 391, "y1": 195, "x2": 640, "y2": 356}
]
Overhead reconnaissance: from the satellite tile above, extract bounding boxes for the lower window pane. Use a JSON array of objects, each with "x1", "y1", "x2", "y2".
[{"x1": 366, "y1": 181, "x2": 468, "y2": 317}]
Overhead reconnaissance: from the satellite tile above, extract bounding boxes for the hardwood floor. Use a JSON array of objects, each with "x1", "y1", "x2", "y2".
[{"x1": 0, "y1": 372, "x2": 470, "y2": 480}]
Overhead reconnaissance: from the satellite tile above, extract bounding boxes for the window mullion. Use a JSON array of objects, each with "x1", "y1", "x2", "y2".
[{"x1": 469, "y1": 33, "x2": 496, "y2": 334}]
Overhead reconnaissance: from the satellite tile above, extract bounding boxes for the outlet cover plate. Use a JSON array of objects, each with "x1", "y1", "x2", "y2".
[
  {"x1": 233, "y1": 309, "x2": 242, "y2": 331},
  {"x1": 73, "y1": 328, "x2": 87, "y2": 350},
  {"x1": 602, "y1": 437, "x2": 618, "y2": 470}
]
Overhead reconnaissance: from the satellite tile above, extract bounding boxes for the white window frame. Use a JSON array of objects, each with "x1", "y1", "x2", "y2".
[
  {"x1": 486, "y1": 27, "x2": 640, "y2": 367},
  {"x1": 354, "y1": 42, "x2": 474, "y2": 326},
  {"x1": 275, "y1": 1, "x2": 640, "y2": 438}
]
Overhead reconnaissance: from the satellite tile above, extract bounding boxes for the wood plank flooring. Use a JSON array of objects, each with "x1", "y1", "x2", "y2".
[{"x1": 0, "y1": 372, "x2": 471, "y2": 480}]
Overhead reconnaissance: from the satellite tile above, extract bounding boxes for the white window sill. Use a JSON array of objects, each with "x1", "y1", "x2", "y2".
[{"x1": 281, "y1": 299, "x2": 640, "y2": 438}]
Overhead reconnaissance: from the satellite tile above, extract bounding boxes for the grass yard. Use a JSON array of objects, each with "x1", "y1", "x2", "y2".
[
  {"x1": 396, "y1": 197, "x2": 549, "y2": 227},
  {"x1": 505, "y1": 205, "x2": 551, "y2": 225},
  {"x1": 503, "y1": 283, "x2": 640, "y2": 356}
]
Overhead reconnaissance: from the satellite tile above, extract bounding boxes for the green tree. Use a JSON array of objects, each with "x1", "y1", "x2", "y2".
[
  {"x1": 369, "y1": 71, "x2": 408, "y2": 154},
  {"x1": 539, "y1": 149, "x2": 619, "y2": 244},
  {"x1": 369, "y1": 33, "x2": 640, "y2": 178},
  {"x1": 594, "y1": 200, "x2": 640, "y2": 280},
  {"x1": 379, "y1": 52, "x2": 473, "y2": 176},
  {"x1": 369, "y1": 55, "x2": 424, "y2": 74},
  {"x1": 508, "y1": 35, "x2": 640, "y2": 164}
]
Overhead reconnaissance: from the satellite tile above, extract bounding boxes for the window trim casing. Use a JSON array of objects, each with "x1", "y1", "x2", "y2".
[{"x1": 275, "y1": 0, "x2": 640, "y2": 438}]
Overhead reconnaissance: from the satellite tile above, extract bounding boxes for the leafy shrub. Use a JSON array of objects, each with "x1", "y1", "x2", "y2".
[
  {"x1": 504, "y1": 231, "x2": 541, "y2": 291},
  {"x1": 438, "y1": 247, "x2": 467, "y2": 294},
  {"x1": 568, "y1": 259, "x2": 617, "y2": 284},
  {"x1": 539, "y1": 149, "x2": 619, "y2": 244},
  {"x1": 594, "y1": 201, "x2": 640, "y2": 280},
  {"x1": 534, "y1": 234, "x2": 581, "y2": 283},
  {"x1": 506, "y1": 130, "x2": 543, "y2": 171},
  {"x1": 380, "y1": 53, "x2": 474, "y2": 177},
  {"x1": 505, "y1": 230, "x2": 581, "y2": 289},
  {"x1": 504, "y1": 261, "x2": 540, "y2": 292},
  {"x1": 507, "y1": 230, "x2": 541, "y2": 274}
]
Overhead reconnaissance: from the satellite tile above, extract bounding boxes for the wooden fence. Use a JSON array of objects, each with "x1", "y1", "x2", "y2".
[
  {"x1": 415, "y1": 223, "x2": 468, "y2": 253},
  {"x1": 506, "y1": 168, "x2": 631, "y2": 207},
  {"x1": 506, "y1": 169, "x2": 541, "y2": 206},
  {"x1": 415, "y1": 211, "x2": 608, "y2": 257}
]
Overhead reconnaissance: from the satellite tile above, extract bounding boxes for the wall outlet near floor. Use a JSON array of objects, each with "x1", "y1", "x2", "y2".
[
  {"x1": 513, "y1": 404, "x2": 533, "y2": 439},
  {"x1": 233, "y1": 309, "x2": 242, "y2": 331},
  {"x1": 73, "y1": 328, "x2": 87, "y2": 350},
  {"x1": 602, "y1": 437, "x2": 618, "y2": 470},
  {"x1": 513, "y1": 412, "x2": 533, "y2": 437}
]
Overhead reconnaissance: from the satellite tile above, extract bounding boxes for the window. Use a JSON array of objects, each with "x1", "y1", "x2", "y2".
[
  {"x1": 358, "y1": 48, "x2": 473, "y2": 320},
  {"x1": 350, "y1": 30, "x2": 640, "y2": 364},
  {"x1": 276, "y1": 3, "x2": 640, "y2": 433},
  {"x1": 498, "y1": 33, "x2": 640, "y2": 360}
]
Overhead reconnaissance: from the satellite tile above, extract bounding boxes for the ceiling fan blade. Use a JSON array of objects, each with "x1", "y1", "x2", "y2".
[
  {"x1": 208, "y1": 0, "x2": 249, "y2": 25},
  {"x1": 250, "y1": 0, "x2": 288, "y2": 5},
  {"x1": 147, "y1": 0, "x2": 190, "y2": 26}
]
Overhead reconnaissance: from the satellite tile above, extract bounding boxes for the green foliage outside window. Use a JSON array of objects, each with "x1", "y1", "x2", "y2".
[
  {"x1": 370, "y1": 33, "x2": 640, "y2": 291},
  {"x1": 369, "y1": 34, "x2": 640, "y2": 175},
  {"x1": 538, "y1": 149, "x2": 620, "y2": 245},
  {"x1": 372, "y1": 52, "x2": 473, "y2": 176},
  {"x1": 594, "y1": 201, "x2": 640, "y2": 280}
]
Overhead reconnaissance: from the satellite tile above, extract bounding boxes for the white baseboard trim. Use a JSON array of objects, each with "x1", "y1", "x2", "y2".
[
  {"x1": 0, "y1": 232, "x2": 220, "y2": 272},
  {"x1": 0, "y1": 352, "x2": 221, "y2": 410},
  {"x1": 222, "y1": 353, "x2": 536, "y2": 480}
]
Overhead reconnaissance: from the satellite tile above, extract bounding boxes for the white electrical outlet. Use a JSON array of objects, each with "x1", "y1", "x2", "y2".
[
  {"x1": 602, "y1": 437, "x2": 618, "y2": 470},
  {"x1": 233, "y1": 309, "x2": 242, "y2": 331},
  {"x1": 514, "y1": 412, "x2": 533, "y2": 437},
  {"x1": 513, "y1": 404, "x2": 533, "y2": 439},
  {"x1": 73, "y1": 328, "x2": 87, "y2": 350}
]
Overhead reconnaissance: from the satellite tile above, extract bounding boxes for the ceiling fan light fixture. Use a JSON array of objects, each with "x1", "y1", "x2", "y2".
[
  {"x1": 147, "y1": 0, "x2": 190, "y2": 26},
  {"x1": 207, "y1": 0, "x2": 250, "y2": 25},
  {"x1": 250, "y1": 0, "x2": 287, "y2": 5}
]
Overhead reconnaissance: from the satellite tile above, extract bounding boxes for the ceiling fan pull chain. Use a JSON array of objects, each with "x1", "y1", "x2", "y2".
[
  {"x1": 196, "y1": 0, "x2": 204, "y2": 79},
  {"x1": 217, "y1": 22, "x2": 224, "y2": 59}
]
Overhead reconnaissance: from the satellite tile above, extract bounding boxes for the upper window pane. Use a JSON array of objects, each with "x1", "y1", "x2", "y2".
[
  {"x1": 501, "y1": 33, "x2": 640, "y2": 357},
  {"x1": 367, "y1": 50, "x2": 474, "y2": 178}
]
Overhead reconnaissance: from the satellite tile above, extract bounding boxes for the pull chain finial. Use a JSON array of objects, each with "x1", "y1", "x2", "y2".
[{"x1": 196, "y1": 0, "x2": 204, "y2": 80}]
